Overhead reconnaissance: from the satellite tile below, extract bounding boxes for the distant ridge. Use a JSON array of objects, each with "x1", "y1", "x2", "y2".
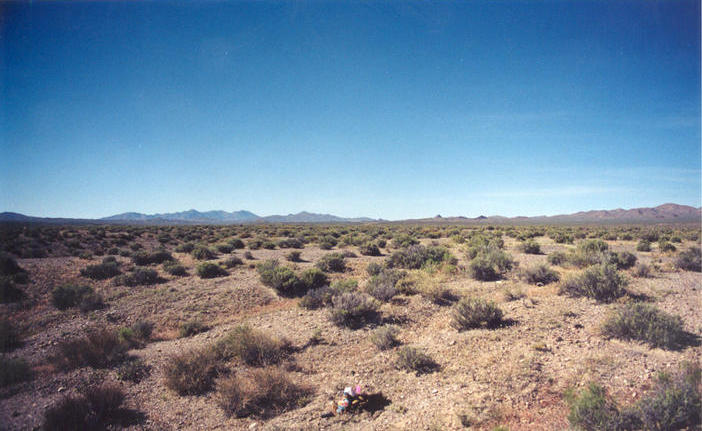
[{"x1": 0, "y1": 203, "x2": 699, "y2": 225}]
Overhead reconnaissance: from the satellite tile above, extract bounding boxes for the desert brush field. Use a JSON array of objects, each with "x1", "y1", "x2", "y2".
[{"x1": 1, "y1": 223, "x2": 700, "y2": 430}]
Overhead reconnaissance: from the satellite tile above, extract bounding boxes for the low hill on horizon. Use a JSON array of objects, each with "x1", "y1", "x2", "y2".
[{"x1": 0, "y1": 203, "x2": 699, "y2": 225}]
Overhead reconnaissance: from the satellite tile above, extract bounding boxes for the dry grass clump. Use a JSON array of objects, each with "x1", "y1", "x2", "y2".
[
  {"x1": 523, "y1": 264, "x2": 560, "y2": 285},
  {"x1": 395, "y1": 346, "x2": 439, "y2": 375},
  {"x1": 370, "y1": 326, "x2": 400, "y2": 350},
  {"x1": 217, "y1": 368, "x2": 312, "y2": 418},
  {"x1": 163, "y1": 348, "x2": 220, "y2": 395},
  {"x1": 43, "y1": 384, "x2": 131, "y2": 431},
  {"x1": 451, "y1": 298, "x2": 504, "y2": 330},
  {"x1": 560, "y1": 264, "x2": 627, "y2": 303},
  {"x1": 214, "y1": 326, "x2": 290, "y2": 366},
  {"x1": 179, "y1": 320, "x2": 208, "y2": 338},
  {"x1": 632, "y1": 263, "x2": 652, "y2": 278},
  {"x1": 55, "y1": 327, "x2": 128, "y2": 369},
  {"x1": 601, "y1": 303, "x2": 688, "y2": 350},
  {"x1": 117, "y1": 358, "x2": 151, "y2": 383}
]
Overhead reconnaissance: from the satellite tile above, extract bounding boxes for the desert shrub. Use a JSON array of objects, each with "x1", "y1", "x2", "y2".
[
  {"x1": 164, "y1": 348, "x2": 220, "y2": 395},
  {"x1": 465, "y1": 234, "x2": 505, "y2": 259},
  {"x1": 420, "y1": 283, "x2": 457, "y2": 305},
  {"x1": 299, "y1": 286, "x2": 334, "y2": 310},
  {"x1": 191, "y1": 246, "x2": 216, "y2": 260},
  {"x1": 55, "y1": 327, "x2": 128, "y2": 369},
  {"x1": 520, "y1": 239, "x2": 541, "y2": 254},
  {"x1": 300, "y1": 268, "x2": 328, "y2": 290},
  {"x1": 0, "y1": 253, "x2": 25, "y2": 276},
  {"x1": 632, "y1": 263, "x2": 652, "y2": 278},
  {"x1": 392, "y1": 234, "x2": 419, "y2": 248},
  {"x1": 179, "y1": 320, "x2": 208, "y2": 338},
  {"x1": 228, "y1": 238, "x2": 245, "y2": 249},
  {"x1": 248, "y1": 239, "x2": 263, "y2": 250},
  {"x1": 359, "y1": 243, "x2": 381, "y2": 256},
  {"x1": 130, "y1": 251, "x2": 151, "y2": 266},
  {"x1": 214, "y1": 326, "x2": 289, "y2": 366},
  {"x1": 175, "y1": 242, "x2": 195, "y2": 253},
  {"x1": 0, "y1": 356, "x2": 32, "y2": 387},
  {"x1": 80, "y1": 261, "x2": 121, "y2": 280},
  {"x1": 560, "y1": 264, "x2": 627, "y2": 303},
  {"x1": 567, "y1": 239, "x2": 611, "y2": 268},
  {"x1": 567, "y1": 383, "x2": 629, "y2": 431},
  {"x1": 216, "y1": 243, "x2": 234, "y2": 254},
  {"x1": 370, "y1": 326, "x2": 400, "y2": 350},
  {"x1": 316, "y1": 253, "x2": 346, "y2": 272},
  {"x1": 670, "y1": 235, "x2": 683, "y2": 243},
  {"x1": 163, "y1": 260, "x2": 187, "y2": 276},
  {"x1": 257, "y1": 260, "x2": 303, "y2": 296},
  {"x1": 277, "y1": 238, "x2": 303, "y2": 249},
  {"x1": 635, "y1": 364, "x2": 701, "y2": 431},
  {"x1": 0, "y1": 277, "x2": 25, "y2": 303},
  {"x1": 117, "y1": 358, "x2": 151, "y2": 383},
  {"x1": 610, "y1": 252, "x2": 637, "y2": 270},
  {"x1": 0, "y1": 319, "x2": 22, "y2": 352},
  {"x1": 286, "y1": 251, "x2": 302, "y2": 262},
  {"x1": 636, "y1": 240, "x2": 652, "y2": 252},
  {"x1": 601, "y1": 303, "x2": 687, "y2": 350},
  {"x1": 451, "y1": 298, "x2": 504, "y2": 330},
  {"x1": 658, "y1": 240, "x2": 676, "y2": 253},
  {"x1": 43, "y1": 384, "x2": 127, "y2": 431},
  {"x1": 217, "y1": 368, "x2": 311, "y2": 418},
  {"x1": 329, "y1": 292, "x2": 379, "y2": 329},
  {"x1": 131, "y1": 320, "x2": 154, "y2": 341},
  {"x1": 675, "y1": 247, "x2": 701, "y2": 272},
  {"x1": 468, "y1": 247, "x2": 514, "y2": 281},
  {"x1": 318, "y1": 236, "x2": 337, "y2": 250},
  {"x1": 261, "y1": 241, "x2": 276, "y2": 250},
  {"x1": 115, "y1": 268, "x2": 160, "y2": 286},
  {"x1": 196, "y1": 262, "x2": 228, "y2": 279},
  {"x1": 523, "y1": 264, "x2": 560, "y2": 285},
  {"x1": 52, "y1": 284, "x2": 96, "y2": 310},
  {"x1": 365, "y1": 274, "x2": 397, "y2": 302},
  {"x1": 244, "y1": 251, "x2": 254, "y2": 260},
  {"x1": 395, "y1": 346, "x2": 438, "y2": 375},
  {"x1": 386, "y1": 245, "x2": 455, "y2": 270},
  {"x1": 222, "y1": 256, "x2": 243, "y2": 269},
  {"x1": 366, "y1": 262, "x2": 383, "y2": 276}
]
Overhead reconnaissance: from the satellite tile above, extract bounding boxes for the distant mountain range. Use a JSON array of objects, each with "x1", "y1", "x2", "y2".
[{"x1": 0, "y1": 203, "x2": 699, "y2": 225}]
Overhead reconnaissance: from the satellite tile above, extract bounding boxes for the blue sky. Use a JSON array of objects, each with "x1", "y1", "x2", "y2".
[{"x1": 1, "y1": 0, "x2": 700, "y2": 219}]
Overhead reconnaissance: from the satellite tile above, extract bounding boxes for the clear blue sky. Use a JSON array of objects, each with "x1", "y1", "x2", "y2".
[{"x1": 1, "y1": 0, "x2": 700, "y2": 220}]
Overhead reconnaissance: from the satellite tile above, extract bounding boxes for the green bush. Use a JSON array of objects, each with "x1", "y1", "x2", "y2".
[
  {"x1": 216, "y1": 243, "x2": 234, "y2": 254},
  {"x1": 115, "y1": 268, "x2": 160, "y2": 286},
  {"x1": 329, "y1": 292, "x2": 379, "y2": 329},
  {"x1": 216, "y1": 368, "x2": 311, "y2": 418},
  {"x1": 451, "y1": 298, "x2": 504, "y2": 330},
  {"x1": 80, "y1": 261, "x2": 121, "y2": 280},
  {"x1": 257, "y1": 260, "x2": 303, "y2": 296},
  {"x1": 0, "y1": 277, "x2": 25, "y2": 303},
  {"x1": 191, "y1": 246, "x2": 216, "y2": 260},
  {"x1": 300, "y1": 268, "x2": 328, "y2": 290},
  {"x1": 636, "y1": 240, "x2": 652, "y2": 252},
  {"x1": 51, "y1": 284, "x2": 97, "y2": 310},
  {"x1": 567, "y1": 239, "x2": 611, "y2": 268},
  {"x1": 175, "y1": 242, "x2": 195, "y2": 253},
  {"x1": 523, "y1": 264, "x2": 560, "y2": 285},
  {"x1": 658, "y1": 240, "x2": 676, "y2": 253},
  {"x1": 179, "y1": 320, "x2": 208, "y2": 338},
  {"x1": 468, "y1": 247, "x2": 514, "y2": 281},
  {"x1": 386, "y1": 245, "x2": 455, "y2": 270},
  {"x1": 0, "y1": 356, "x2": 32, "y2": 388},
  {"x1": 567, "y1": 383, "x2": 629, "y2": 431},
  {"x1": 601, "y1": 303, "x2": 687, "y2": 350},
  {"x1": 359, "y1": 243, "x2": 381, "y2": 256},
  {"x1": 395, "y1": 346, "x2": 438, "y2": 375},
  {"x1": 286, "y1": 251, "x2": 302, "y2": 262},
  {"x1": 316, "y1": 253, "x2": 346, "y2": 272},
  {"x1": 229, "y1": 238, "x2": 245, "y2": 249},
  {"x1": 164, "y1": 348, "x2": 219, "y2": 395},
  {"x1": 214, "y1": 326, "x2": 289, "y2": 366},
  {"x1": 520, "y1": 239, "x2": 541, "y2": 254},
  {"x1": 222, "y1": 256, "x2": 243, "y2": 269},
  {"x1": 675, "y1": 247, "x2": 701, "y2": 272},
  {"x1": 277, "y1": 238, "x2": 303, "y2": 249},
  {"x1": 163, "y1": 260, "x2": 187, "y2": 276},
  {"x1": 560, "y1": 264, "x2": 627, "y2": 303},
  {"x1": 636, "y1": 364, "x2": 701, "y2": 430},
  {"x1": 610, "y1": 252, "x2": 637, "y2": 270},
  {"x1": 0, "y1": 318, "x2": 22, "y2": 352},
  {"x1": 196, "y1": 262, "x2": 228, "y2": 279}
]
